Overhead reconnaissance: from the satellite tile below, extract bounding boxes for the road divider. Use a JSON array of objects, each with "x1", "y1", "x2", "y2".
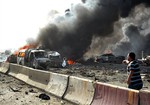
[
  {"x1": 8, "y1": 63, "x2": 21, "y2": 77},
  {"x1": 91, "y1": 82, "x2": 139, "y2": 105},
  {"x1": 27, "y1": 69, "x2": 50, "y2": 89},
  {"x1": 45, "y1": 72, "x2": 68, "y2": 98},
  {"x1": 140, "y1": 90, "x2": 150, "y2": 105},
  {"x1": 63, "y1": 76, "x2": 95, "y2": 105},
  {"x1": 16, "y1": 66, "x2": 30, "y2": 82}
]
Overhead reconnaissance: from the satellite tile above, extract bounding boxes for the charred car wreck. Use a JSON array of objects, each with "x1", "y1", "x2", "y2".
[{"x1": 17, "y1": 49, "x2": 64, "y2": 69}]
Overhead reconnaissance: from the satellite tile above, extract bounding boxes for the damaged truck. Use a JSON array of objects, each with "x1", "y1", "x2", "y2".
[
  {"x1": 17, "y1": 49, "x2": 50, "y2": 69},
  {"x1": 17, "y1": 49, "x2": 64, "y2": 69}
]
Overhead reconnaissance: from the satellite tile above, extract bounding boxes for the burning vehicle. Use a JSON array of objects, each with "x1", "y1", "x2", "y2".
[
  {"x1": 47, "y1": 51, "x2": 63, "y2": 68},
  {"x1": 17, "y1": 49, "x2": 26, "y2": 65},
  {"x1": 16, "y1": 43, "x2": 64, "y2": 69},
  {"x1": 24, "y1": 49, "x2": 50, "y2": 69},
  {"x1": 23, "y1": 49, "x2": 50, "y2": 69}
]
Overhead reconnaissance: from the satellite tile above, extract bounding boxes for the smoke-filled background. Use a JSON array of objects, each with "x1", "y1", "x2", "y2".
[
  {"x1": 37, "y1": 0, "x2": 150, "y2": 60},
  {"x1": 112, "y1": 3, "x2": 150, "y2": 58}
]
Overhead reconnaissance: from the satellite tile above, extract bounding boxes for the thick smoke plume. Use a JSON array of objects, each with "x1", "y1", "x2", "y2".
[
  {"x1": 112, "y1": 3, "x2": 150, "y2": 58},
  {"x1": 38, "y1": 0, "x2": 150, "y2": 60}
]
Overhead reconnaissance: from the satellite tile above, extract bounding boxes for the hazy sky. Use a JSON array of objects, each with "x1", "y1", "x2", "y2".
[{"x1": 0, "y1": 0, "x2": 80, "y2": 51}]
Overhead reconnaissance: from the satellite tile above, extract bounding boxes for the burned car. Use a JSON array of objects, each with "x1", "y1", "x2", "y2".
[
  {"x1": 24, "y1": 49, "x2": 50, "y2": 69},
  {"x1": 115, "y1": 56, "x2": 125, "y2": 64},
  {"x1": 96, "y1": 53, "x2": 116, "y2": 63},
  {"x1": 47, "y1": 51, "x2": 63, "y2": 68}
]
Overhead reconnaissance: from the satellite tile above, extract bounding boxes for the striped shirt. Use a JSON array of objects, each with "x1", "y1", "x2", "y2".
[{"x1": 127, "y1": 60, "x2": 143, "y2": 86}]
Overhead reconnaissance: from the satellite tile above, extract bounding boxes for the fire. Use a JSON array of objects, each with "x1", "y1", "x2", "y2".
[
  {"x1": 67, "y1": 59, "x2": 75, "y2": 65},
  {"x1": 13, "y1": 43, "x2": 37, "y2": 56}
]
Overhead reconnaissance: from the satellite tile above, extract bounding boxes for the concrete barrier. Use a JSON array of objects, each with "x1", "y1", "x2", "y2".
[
  {"x1": 140, "y1": 90, "x2": 150, "y2": 105},
  {"x1": 3, "y1": 63, "x2": 149, "y2": 105},
  {"x1": 45, "y1": 72, "x2": 68, "y2": 98},
  {"x1": 64, "y1": 76, "x2": 95, "y2": 105},
  {"x1": 92, "y1": 82, "x2": 139, "y2": 105},
  {"x1": 7, "y1": 64, "x2": 68, "y2": 98},
  {"x1": 0, "y1": 62, "x2": 10, "y2": 73},
  {"x1": 116, "y1": 87, "x2": 139, "y2": 105},
  {"x1": 27, "y1": 69, "x2": 50, "y2": 90},
  {"x1": 8, "y1": 63, "x2": 21, "y2": 77},
  {"x1": 16, "y1": 66, "x2": 30, "y2": 82}
]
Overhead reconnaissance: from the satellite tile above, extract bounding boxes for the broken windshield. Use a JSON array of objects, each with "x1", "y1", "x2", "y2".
[{"x1": 34, "y1": 52, "x2": 48, "y2": 58}]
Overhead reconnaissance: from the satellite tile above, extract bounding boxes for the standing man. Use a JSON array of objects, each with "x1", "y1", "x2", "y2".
[{"x1": 123, "y1": 52, "x2": 143, "y2": 90}]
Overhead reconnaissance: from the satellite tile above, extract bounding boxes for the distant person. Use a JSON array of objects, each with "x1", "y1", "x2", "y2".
[
  {"x1": 123, "y1": 52, "x2": 143, "y2": 90},
  {"x1": 62, "y1": 57, "x2": 67, "y2": 67}
]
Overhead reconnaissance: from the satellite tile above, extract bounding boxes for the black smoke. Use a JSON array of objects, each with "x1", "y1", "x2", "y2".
[
  {"x1": 37, "y1": 0, "x2": 150, "y2": 60},
  {"x1": 113, "y1": 24, "x2": 146, "y2": 57},
  {"x1": 120, "y1": 0, "x2": 150, "y2": 17},
  {"x1": 112, "y1": 3, "x2": 150, "y2": 58},
  {"x1": 81, "y1": 0, "x2": 86, "y2": 3}
]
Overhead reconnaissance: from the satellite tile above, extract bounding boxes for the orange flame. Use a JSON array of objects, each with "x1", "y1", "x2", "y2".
[
  {"x1": 13, "y1": 43, "x2": 37, "y2": 56},
  {"x1": 67, "y1": 59, "x2": 75, "y2": 65}
]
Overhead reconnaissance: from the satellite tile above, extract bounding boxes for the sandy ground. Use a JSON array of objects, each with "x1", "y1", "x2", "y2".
[
  {"x1": 49, "y1": 63, "x2": 150, "y2": 91},
  {"x1": 0, "y1": 73, "x2": 74, "y2": 105}
]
